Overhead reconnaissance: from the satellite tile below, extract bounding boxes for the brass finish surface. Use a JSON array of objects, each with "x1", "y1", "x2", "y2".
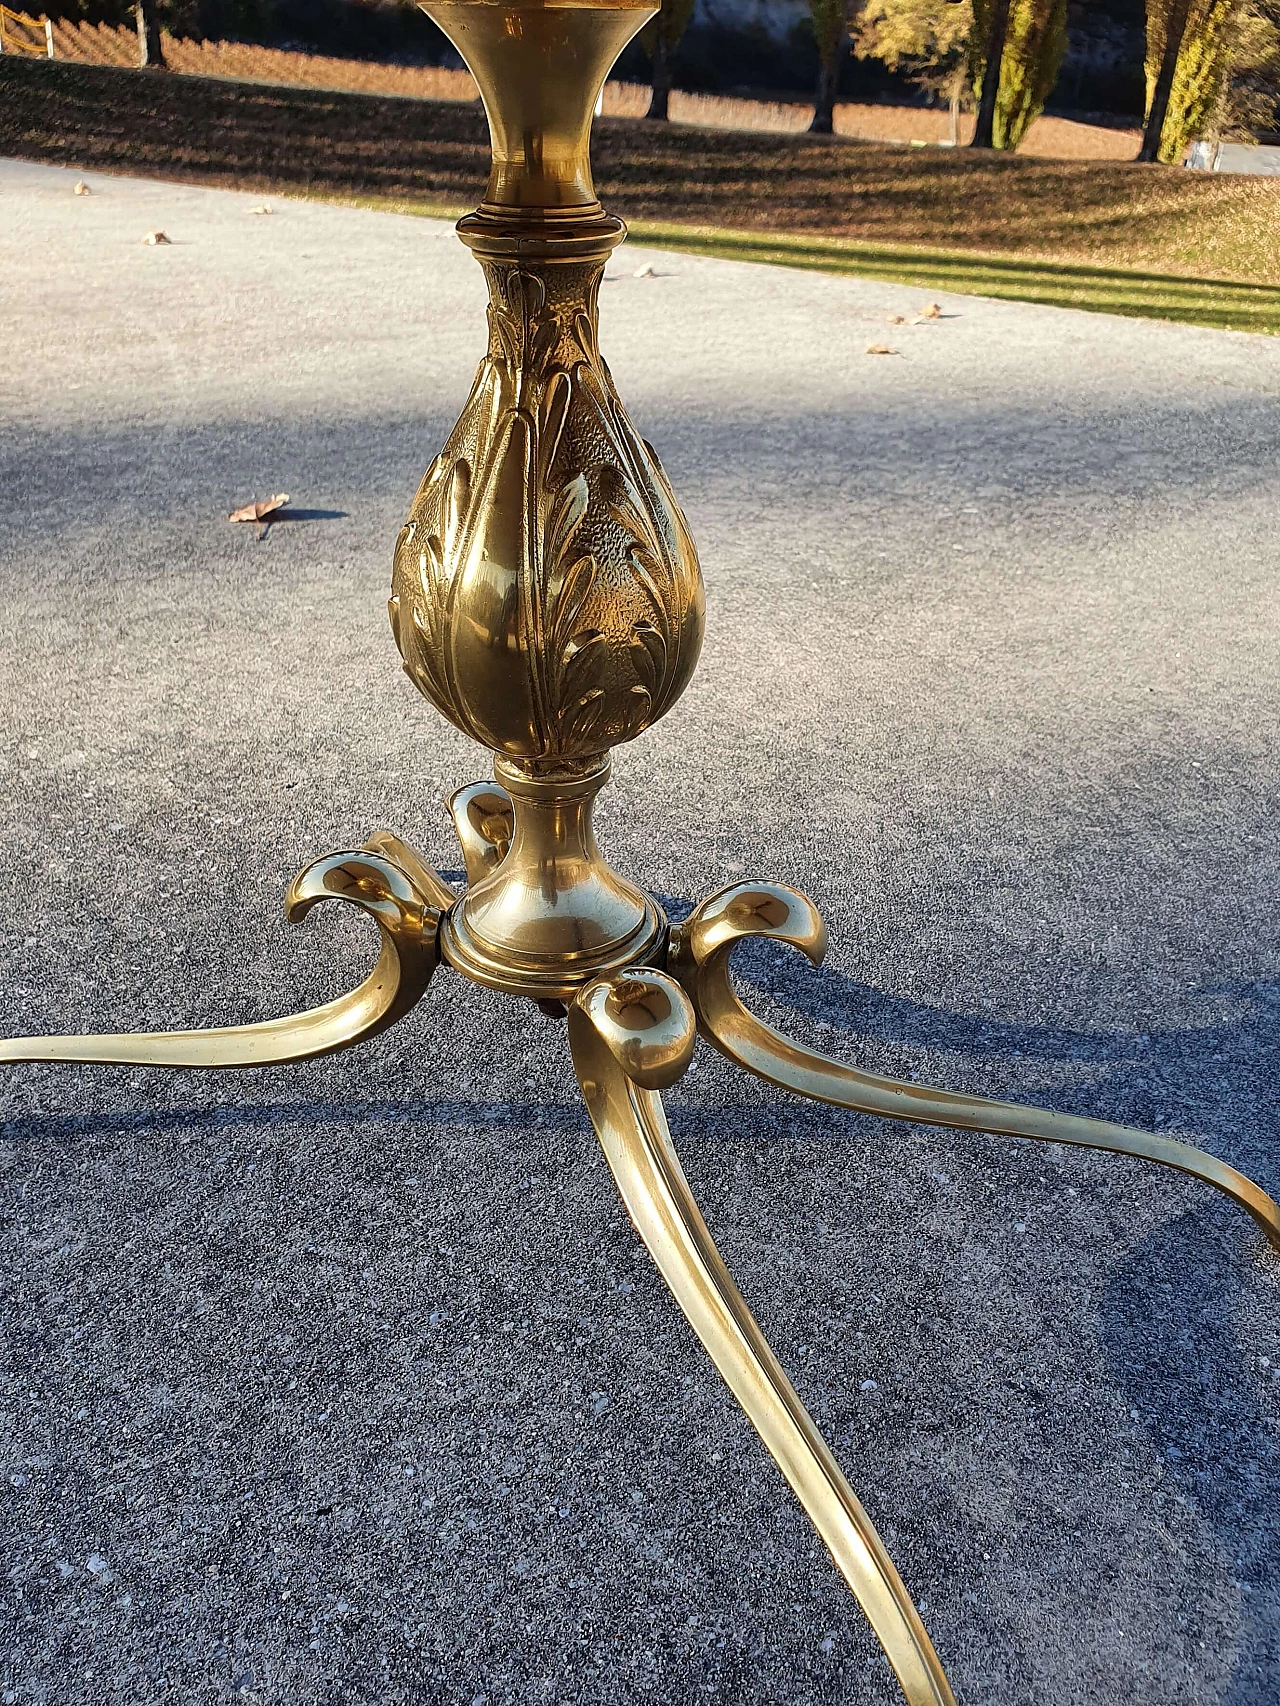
[
  {"x1": 440, "y1": 757, "x2": 665, "y2": 999},
  {"x1": 426, "y1": 0, "x2": 651, "y2": 225},
  {"x1": 672, "y1": 882, "x2": 1280, "y2": 1251},
  {"x1": 569, "y1": 969, "x2": 955, "y2": 1706},
  {"x1": 3, "y1": 5, "x2": 1278, "y2": 1701},
  {"x1": 393, "y1": 4, "x2": 704, "y2": 762},
  {"x1": 389, "y1": 248, "x2": 704, "y2": 758},
  {"x1": 0, "y1": 849, "x2": 441, "y2": 1069},
  {"x1": 363, "y1": 828, "x2": 459, "y2": 912},
  {"x1": 447, "y1": 780, "x2": 515, "y2": 886}
]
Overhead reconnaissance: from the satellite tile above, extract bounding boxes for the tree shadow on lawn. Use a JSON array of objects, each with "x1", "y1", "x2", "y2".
[{"x1": 3, "y1": 57, "x2": 1275, "y2": 283}]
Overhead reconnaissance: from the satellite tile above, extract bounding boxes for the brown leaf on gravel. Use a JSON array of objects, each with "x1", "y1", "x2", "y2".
[
  {"x1": 250, "y1": 203, "x2": 273, "y2": 215},
  {"x1": 887, "y1": 313, "x2": 906, "y2": 323},
  {"x1": 142, "y1": 230, "x2": 170, "y2": 245},
  {"x1": 865, "y1": 343, "x2": 901, "y2": 355},
  {"x1": 228, "y1": 493, "x2": 290, "y2": 523},
  {"x1": 73, "y1": 180, "x2": 91, "y2": 195},
  {"x1": 918, "y1": 302, "x2": 943, "y2": 318}
]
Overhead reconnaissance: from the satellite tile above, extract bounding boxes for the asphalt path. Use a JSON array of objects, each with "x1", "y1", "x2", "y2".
[{"x1": 2, "y1": 156, "x2": 1279, "y2": 1706}]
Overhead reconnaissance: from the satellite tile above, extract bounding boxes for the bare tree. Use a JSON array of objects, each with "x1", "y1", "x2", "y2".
[
  {"x1": 135, "y1": 0, "x2": 166, "y2": 68},
  {"x1": 810, "y1": 0, "x2": 853, "y2": 132},
  {"x1": 641, "y1": 0, "x2": 696, "y2": 120}
]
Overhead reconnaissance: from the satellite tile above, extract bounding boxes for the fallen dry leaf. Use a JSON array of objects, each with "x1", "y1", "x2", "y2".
[
  {"x1": 142, "y1": 230, "x2": 170, "y2": 246},
  {"x1": 887, "y1": 314, "x2": 906, "y2": 324},
  {"x1": 228, "y1": 493, "x2": 291, "y2": 524},
  {"x1": 918, "y1": 302, "x2": 943, "y2": 318},
  {"x1": 250, "y1": 204, "x2": 273, "y2": 216},
  {"x1": 633, "y1": 262, "x2": 655, "y2": 279},
  {"x1": 74, "y1": 181, "x2": 91, "y2": 196},
  {"x1": 865, "y1": 343, "x2": 901, "y2": 356}
]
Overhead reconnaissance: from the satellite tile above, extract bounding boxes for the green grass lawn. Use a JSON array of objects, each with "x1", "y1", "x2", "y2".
[
  {"x1": 362, "y1": 201, "x2": 1280, "y2": 335},
  {"x1": 622, "y1": 222, "x2": 1280, "y2": 335}
]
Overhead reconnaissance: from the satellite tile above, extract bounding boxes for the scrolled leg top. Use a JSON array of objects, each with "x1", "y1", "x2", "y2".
[
  {"x1": 674, "y1": 880, "x2": 826, "y2": 976},
  {"x1": 574, "y1": 968, "x2": 696, "y2": 1091},
  {"x1": 0, "y1": 842, "x2": 445, "y2": 1070}
]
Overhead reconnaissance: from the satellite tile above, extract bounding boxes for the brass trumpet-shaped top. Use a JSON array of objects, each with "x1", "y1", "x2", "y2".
[
  {"x1": 391, "y1": 0, "x2": 705, "y2": 765},
  {"x1": 426, "y1": 0, "x2": 653, "y2": 227}
]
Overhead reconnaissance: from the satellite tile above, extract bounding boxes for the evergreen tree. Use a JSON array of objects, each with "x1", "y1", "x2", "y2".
[
  {"x1": 1140, "y1": 0, "x2": 1278, "y2": 160},
  {"x1": 969, "y1": 0, "x2": 1013, "y2": 144},
  {"x1": 969, "y1": 0, "x2": 1069, "y2": 148},
  {"x1": 1220, "y1": 0, "x2": 1280, "y2": 136},
  {"x1": 1140, "y1": 0, "x2": 1203, "y2": 156}
]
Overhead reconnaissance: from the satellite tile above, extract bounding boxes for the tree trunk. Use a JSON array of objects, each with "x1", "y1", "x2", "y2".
[
  {"x1": 809, "y1": 48, "x2": 840, "y2": 133},
  {"x1": 1137, "y1": 0, "x2": 1193, "y2": 161},
  {"x1": 646, "y1": 33, "x2": 671, "y2": 120},
  {"x1": 135, "y1": 0, "x2": 165, "y2": 68},
  {"x1": 970, "y1": 0, "x2": 1013, "y2": 147},
  {"x1": 949, "y1": 88, "x2": 960, "y2": 145}
]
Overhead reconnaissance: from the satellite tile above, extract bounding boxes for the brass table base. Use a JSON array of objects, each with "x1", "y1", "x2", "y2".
[
  {"x1": 5, "y1": 1, "x2": 1278, "y2": 1697},
  {"x1": 4, "y1": 777, "x2": 1277, "y2": 1706}
]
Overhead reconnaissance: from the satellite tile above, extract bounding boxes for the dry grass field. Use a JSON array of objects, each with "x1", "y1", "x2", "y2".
[
  {"x1": 3, "y1": 56, "x2": 1278, "y2": 328},
  {"x1": 47, "y1": 22, "x2": 1141, "y2": 161}
]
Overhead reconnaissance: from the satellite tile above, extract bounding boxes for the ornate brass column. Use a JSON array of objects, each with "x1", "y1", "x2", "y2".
[
  {"x1": 2, "y1": 4, "x2": 1277, "y2": 1702},
  {"x1": 390, "y1": 0, "x2": 702, "y2": 1001}
]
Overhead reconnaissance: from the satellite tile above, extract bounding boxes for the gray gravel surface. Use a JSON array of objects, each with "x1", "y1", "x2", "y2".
[{"x1": 2, "y1": 157, "x2": 1279, "y2": 1706}]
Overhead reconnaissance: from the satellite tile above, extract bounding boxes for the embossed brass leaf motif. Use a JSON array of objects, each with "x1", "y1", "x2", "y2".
[{"x1": 390, "y1": 260, "x2": 705, "y2": 760}]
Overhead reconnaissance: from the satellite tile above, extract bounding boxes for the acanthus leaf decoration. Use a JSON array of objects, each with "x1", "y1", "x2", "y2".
[
  {"x1": 564, "y1": 686, "x2": 610, "y2": 750},
  {"x1": 544, "y1": 473, "x2": 610, "y2": 742},
  {"x1": 443, "y1": 456, "x2": 471, "y2": 550},
  {"x1": 629, "y1": 619, "x2": 666, "y2": 700},
  {"x1": 558, "y1": 617, "x2": 606, "y2": 717},
  {"x1": 572, "y1": 308, "x2": 600, "y2": 369},
  {"x1": 546, "y1": 471, "x2": 589, "y2": 571},
  {"x1": 538, "y1": 368, "x2": 572, "y2": 488},
  {"x1": 391, "y1": 255, "x2": 705, "y2": 760}
]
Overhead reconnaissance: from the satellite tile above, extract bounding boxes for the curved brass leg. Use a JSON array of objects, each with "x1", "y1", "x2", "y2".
[
  {"x1": 0, "y1": 849, "x2": 442, "y2": 1069},
  {"x1": 671, "y1": 883, "x2": 1280, "y2": 1253},
  {"x1": 363, "y1": 828, "x2": 458, "y2": 912},
  {"x1": 568, "y1": 968, "x2": 956, "y2": 1706}
]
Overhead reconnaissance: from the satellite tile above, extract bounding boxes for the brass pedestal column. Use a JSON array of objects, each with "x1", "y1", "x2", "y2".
[{"x1": 3, "y1": 6, "x2": 1277, "y2": 1703}]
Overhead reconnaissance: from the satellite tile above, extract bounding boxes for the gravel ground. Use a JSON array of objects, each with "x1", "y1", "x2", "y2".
[{"x1": 1, "y1": 157, "x2": 1278, "y2": 1706}]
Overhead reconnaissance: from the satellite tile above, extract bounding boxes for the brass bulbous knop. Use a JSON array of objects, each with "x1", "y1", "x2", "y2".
[{"x1": 390, "y1": 0, "x2": 705, "y2": 763}]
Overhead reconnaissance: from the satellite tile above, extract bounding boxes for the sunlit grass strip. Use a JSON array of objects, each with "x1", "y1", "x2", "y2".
[
  {"x1": 366, "y1": 198, "x2": 1280, "y2": 336},
  {"x1": 621, "y1": 220, "x2": 1280, "y2": 335},
  {"x1": 213, "y1": 185, "x2": 1280, "y2": 337}
]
